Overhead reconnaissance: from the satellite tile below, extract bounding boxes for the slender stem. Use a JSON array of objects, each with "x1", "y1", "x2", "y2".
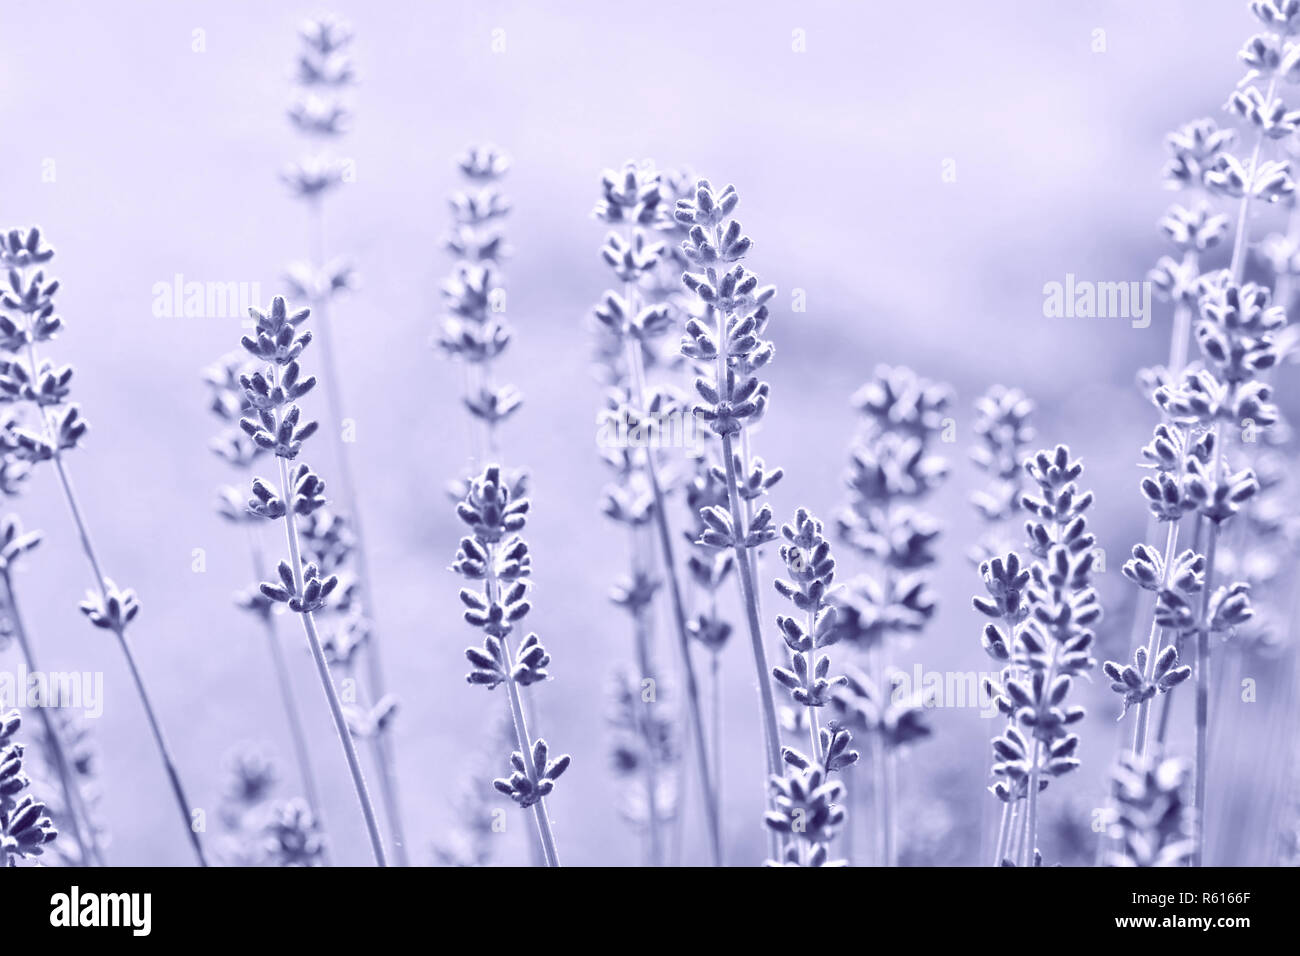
[
  {"x1": 870, "y1": 643, "x2": 896, "y2": 867},
  {"x1": 1167, "y1": 251, "x2": 1199, "y2": 375},
  {"x1": 1, "y1": 570, "x2": 100, "y2": 865},
  {"x1": 1022, "y1": 629, "x2": 1060, "y2": 868},
  {"x1": 307, "y1": 198, "x2": 407, "y2": 866},
  {"x1": 710, "y1": 647, "x2": 722, "y2": 831},
  {"x1": 50, "y1": 450, "x2": 206, "y2": 865},
  {"x1": 246, "y1": 529, "x2": 327, "y2": 844},
  {"x1": 721, "y1": 433, "x2": 784, "y2": 834},
  {"x1": 631, "y1": 567, "x2": 662, "y2": 867},
  {"x1": 19, "y1": 281, "x2": 205, "y2": 865},
  {"x1": 993, "y1": 798, "x2": 1012, "y2": 866},
  {"x1": 275, "y1": 452, "x2": 387, "y2": 866},
  {"x1": 625, "y1": 336, "x2": 722, "y2": 865},
  {"x1": 739, "y1": 427, "x2": 767, "y2": 654},
  {"x1": 1191, "y1": 524, "x2": 1220, "y2": 868},
  {"x1": 1227, "y1": 74, "x2": 1274, "y2": 284},
  {"x1": 843, "y1": 763, "x2": 856, "y2": 865},
  {"x1": 711, "y1": 288, "x2": 782, "y2": 860},
  {"x1": 111, "y1": 625, "x2": 209, "y2": 865}
]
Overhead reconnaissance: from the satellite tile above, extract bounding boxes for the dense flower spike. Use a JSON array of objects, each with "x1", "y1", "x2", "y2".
[
  {"x1": 763, "y1": 765, "x2": 847, "y2": 867},
  {"x1": 438, "y1": 144, "x2": 519, "y2": 457},
  {"x1": 969, "y1": 386, "x2": 1035, "y2": 561},
  {"x1": 979, "y1": 444, "x2": 1099, "y2": 867},
  {"x1": 773, "y1": 509, "x2": 847, "y2": 709},
  {"x1": 0, "y1": 710, "x2": 57, "y2": 864},
  {"x1": 455, "y1": 464, "x2": 567, "y2": 866},
  {"x1": 766, "y1": 508, "x2": 857, "y2": 866},
  {"x1": 834, "y1": 364, "x2": 950, "y2": 866}
]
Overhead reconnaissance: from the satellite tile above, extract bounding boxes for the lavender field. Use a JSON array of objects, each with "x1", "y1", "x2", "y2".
[{"x1": 1, "y1": 0, "x2": 1297, "y2": 869}]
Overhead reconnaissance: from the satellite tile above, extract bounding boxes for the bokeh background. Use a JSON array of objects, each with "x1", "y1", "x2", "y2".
[{"x1": 1, "y1": 0, "x2": 1293, "y2": 865}]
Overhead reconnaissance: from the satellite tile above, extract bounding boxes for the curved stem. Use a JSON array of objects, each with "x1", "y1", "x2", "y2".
[
  {"x1": 50, "y1": 449, "x2": 205, "y2": 866},
  {"x1": 625, "y1": 337, "x2": 722, "y2": 866},
  {"x1": 275, "y1": 452, "x2": 387, "y2": 867},
  {"x1": 113, "y1": 625, "x2": 209, "y2": 866},
  {"x1": 631, "y1": 570, "x2": 662, "y2": 867},
  {"x1": 307, "y1": 198, "x2": 407, "y2": 866},
  {"x1": 1, "y1": 570, "x2": 100, "y2": 865}
]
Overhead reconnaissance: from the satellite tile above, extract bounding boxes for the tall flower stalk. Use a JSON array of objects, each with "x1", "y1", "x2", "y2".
[
  {"x1": 591, "y1": 160, "x2": 718, "y2": 865},
  {"x1": 438, "y1": 145, "x2": 517, "y2": 467},
  {"x1": 981, "y1": 445, "x2": 1098, "y2": 866},
  {"x1": 835, "y1": 366, "x2": 950, "y2": 866},
  {"x1": 458, "y1": 465, "x2": 570, "y2": 866},
  {"x1": 0, "y1": 226, "x2": 207, "y2": 866},
  {"x1": 968, "y1": 385, "x2": 1034, "y2": 862},
  {"x1": 240, "y1": 296, "x2": 387, "y2": 866},
  {"x1": 205, "y1": 354, "x2": 326, "y2": 842},
  {"x1": 281, "y1": 14, "x2": 407, "y2": 864},
  {"x1": 766, "y1": 509, "x2": 858, "y2": 867},
  {"x1": 677, "y1": 178, "x2": 784, "y2": 857}
]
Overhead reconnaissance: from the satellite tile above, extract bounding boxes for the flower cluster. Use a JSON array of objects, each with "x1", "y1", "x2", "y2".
[
  {"x1": 282, "y1": 15, "x2": 355, "y2": 201},
  {"x1": 825, "y1": 365, "x2": 951, "y2": 867},
  {"x1": 772, "y1": 509, "x2": 847, "y2": 711},
  {"x1": 763, "y1": 509, "x2": 856, "y2": 867},
  {"x1": 0, "y1": 229, "x2": 141, "y2": 636},
  {"x1": 1105, "y1": 753, "x2": 1196, "y2": 867},
  {"x1": 456, "y1": 465, "x2": 568, "y2": 861},
  {"x1": 968, "y1": 385, "x2": 1035, "y2": 561},
  {"x1": 0, "y1": 709, "x2": 57, "y2": 864},
  {"x1": 833, "y1": 366, "x2": 949, "y2": 686},
  {"x1": 764, "y1": 765, "x2": 847, "y2": 867},
  {"x1": 213, "y1": 746, "x2": 325, "y2": 867},
  {"x1": 239, "y1": 300, "x2": 340, "y2": 617},
  {"x1": 438, "y1": 145, "x2": 520, "y2": 453},
  {"x1": 979, "y1": 444, "x2": 1099, "y2": 866},
  {"x1": 682, "y1": 460, "x2": 736, "y2": 655},
  {"x1": 677, "y1": 178, "x2": 776, "y2": 441},
  {"x1": 605, "y1": 669, "x2": 678, "y2": 843}
]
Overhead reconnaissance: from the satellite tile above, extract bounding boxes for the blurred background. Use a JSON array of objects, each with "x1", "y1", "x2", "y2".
[{"x1": 0, "y1": 0, "x2": 1293, "y2": 865}]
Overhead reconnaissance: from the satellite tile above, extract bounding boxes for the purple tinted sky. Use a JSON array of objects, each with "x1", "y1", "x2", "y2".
[{"x1": 0, "y1": 1, "x2": 1271, "y2": 864}]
